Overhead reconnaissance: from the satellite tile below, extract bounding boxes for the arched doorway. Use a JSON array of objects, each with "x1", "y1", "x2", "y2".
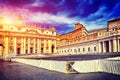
[
  {"x1": 51, "y1": 45, "x2": 54, "y2": 53},
  {"x1": 41, "y1": 47, "x2": 43, "y2": 53},
  {"x1": 17, "y1": 48, "x2": 20, "y2": 55},
  {"x1": 30, "y1": 47, "x2": 33, "y2": 53},
  {"x1": 0, "y1": 44, "x2": 4, "y2": 57}
]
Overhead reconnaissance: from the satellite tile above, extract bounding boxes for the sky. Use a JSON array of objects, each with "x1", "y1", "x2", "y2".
[{"x1": 0, "y1": 0, "x2": 120, "y2": 34}]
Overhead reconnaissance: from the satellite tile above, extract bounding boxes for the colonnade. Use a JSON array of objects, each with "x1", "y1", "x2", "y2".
[
  {"x1": 3, "y1": 37, "x2": 56, "y2": 55},
  {"x1": 98, "y1": 37, "x2": 120, "y2": 53},
  {"x1": 57, "y1": 36, "x2": 120, "y2": 54}
]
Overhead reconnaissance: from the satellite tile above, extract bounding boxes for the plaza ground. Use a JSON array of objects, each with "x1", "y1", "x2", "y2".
[{"x1": 0, "y1": 61, "x2": 120, "y2": 80}]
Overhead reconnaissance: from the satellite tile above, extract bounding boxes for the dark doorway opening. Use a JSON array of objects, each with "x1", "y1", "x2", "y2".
[
  {"x1": 106, "y1": 41, "x2": 109, "y2": 52},
  {"x1": 30, "y1": 47, "x2": 33, "y2": 53},
  {"x1": 101, "y1": 42, "x2": 103, "y2": 53},
  {"x1": 111, "y1": 40, "x2": 113, "y2": 52},
  {"x1": 0, "y1": 44, "x2": 4, "y2": 57},
  {"x1": 26, "y1": 50, "x2": 28, "y2": 54},
  {"x1": 41, "y1": 48, "x2": 43, "y2": 53},
  {"x1": 17, "y1": 48, "x2": 20, "y2": 55},
  {"x1": 51, "y1": 45, "x2": 54, "y2": 53}
]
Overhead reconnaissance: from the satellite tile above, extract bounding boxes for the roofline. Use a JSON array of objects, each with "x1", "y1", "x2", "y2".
[
  {"x1": 108, "y1": 18, "x2": 120, "y2": 22},
  {"x1": 61, "y1": 27, "x2": 85, "y2": 35},
  {"x1": 88, "y1": 27, "x2": 107, "y2": 33}
]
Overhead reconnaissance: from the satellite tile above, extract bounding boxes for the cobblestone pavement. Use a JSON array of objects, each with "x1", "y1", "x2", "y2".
[{"x1": 0, "y1": 61, "x2": 120, "y2": 80}]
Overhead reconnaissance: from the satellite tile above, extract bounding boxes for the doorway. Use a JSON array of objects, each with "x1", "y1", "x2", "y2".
[
  {"x1": 0, "y1": 44, "x2": 4, "y2": 57},
  {"x1": 17, "y1": 48, "x2": 20, "y2": 55},
  {"x1": 30, "y1": 47, "x2": 33, "y2": 53},
  {"x1": 51, "y1": 45, "x2": 54, "y2": 53}
]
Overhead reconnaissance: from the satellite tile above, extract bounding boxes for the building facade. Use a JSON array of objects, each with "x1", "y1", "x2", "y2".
[
  {"x1": 57, "y1": 18, "x2": 120, "y2": 55},
  {"x1": 0, "y1": 14, "x2": 57, "y2": 58}
]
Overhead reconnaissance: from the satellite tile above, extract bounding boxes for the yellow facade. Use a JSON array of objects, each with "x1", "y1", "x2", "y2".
[{"x1": 0, "y1": 15, "x2": 57, "y2": 58}]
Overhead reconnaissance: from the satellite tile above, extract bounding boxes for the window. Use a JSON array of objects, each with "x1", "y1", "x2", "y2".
[
  {"x1": 11, "y1": 27, "x2": 13, "y2": 30},
  {"x1": 78, "y1": 48, "x2": 80, "y2": 52},
  {"x1": 74, "y1": 49, "x2": 77, "y2": 52},
  {"x1": 94, "y1": 47, "x2": 96, "y2": 51},
  {"x1": 83, "y1": 48, "x2": 85, "y2": 52},
  {"x1": 41, "y1": 30, "x2": 44, "y2": 33},
  {"x1": 64, "y1": 50, "x2": 66, "y2": 53},
  {"x1": 118, "y1": 21, "x2": 120, "y2": 25},
  {"x1": 52, "y1": 32, "x2": 54, "y2": 34},
  {"x1": 68, "y1": 49, "x2": 69, "y2": 52},
  {"x1": 88, "y1": 47, "x2": 90, "y2": 52},
  {"x1": 113, "y1": 28, "x2": 115, "y2": 31},
  {"x1": 112, "y1": 23, "x2": 116, "y2": 27}
]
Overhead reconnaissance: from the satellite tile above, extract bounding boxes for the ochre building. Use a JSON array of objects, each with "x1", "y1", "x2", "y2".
[
  {"x1": 57, "y1": 18, "x2": 120, "y2": 55},
  {"x1": 0, "y1": 15, "x2": 57, "y2": 58}
]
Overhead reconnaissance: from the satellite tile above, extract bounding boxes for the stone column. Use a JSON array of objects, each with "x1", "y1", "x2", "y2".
[
  {"x1": 37, "y1": 39, "x2": 40, "y2": 53},
  {"x1": 48, "y1": 40, "x2": 52, "y2": 53},
  {"x1": 13, "y1": 37, "x2": 17, "y2": 54},
  {"x1": 28, "y1": 38, "x2": 30, "y2": 54},
  {"x1": 33, "y1": 38, "x2": 36, "y2": 53},
  {"x1": 118, "y1": 39, "x2": 120, "y2": 52},
  {"x1": 4, "y1": 37, "x2": 9, "y2": 56},
  {"x1": 54, "y1": 40, "x2": 57, "y2": 53},
  {"x1": 44, "y1": 40, "x2": 46, "y2": 53},
  {"x1": 109, "y1": 40, "x2": 112, "y2": 52},
  {"x1": 103, "y1": 41, "x2": 106, "y2": 53},
  {"x1": 20, "y1": 38, "x2": 24, "y2": 54},
  {"x1": 113, "y1": 39, "x2": 117, "y2": 52},
  {"x1": 98, "y1": 42, "x2": 101, "y2": 53},
  {"x1": 39, "y1": 39, "x2": 41, "y2": 53},
  {"x1": 23, "y1": 38, "x2": 26, "y2": 54},
  {"x1": 91, "y1": 45, "x2": 94, "y2": 53}
]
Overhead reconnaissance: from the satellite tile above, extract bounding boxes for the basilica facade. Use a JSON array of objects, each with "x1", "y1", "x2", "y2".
[
  {"x1": 57, "y1": 18, "x2": 120, "y2": 55},
  {"x1": 0, "y1": 14, "x2": 57, "y2": 58}
]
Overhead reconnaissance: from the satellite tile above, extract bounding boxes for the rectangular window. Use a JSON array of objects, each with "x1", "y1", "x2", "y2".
[
  {"x1": 99, "y1": 33, "x2": 101, "y2": 35},
  {"x1": 94, "y1": 47, "x2": 96, "y2": 51},
  {"x1": 118, "y1": 21, "x2": 120, "y2": 25},
  {"x1": 88, "y1": 47, "x2": 90, "y2": 52},
  {"x1": 83, "y1": 48, "x2": 85, "y2": 52},
  {"x1": 68, "y1": 49, "x2": 69, "y2": 52},
  {"x1": 64, "y1": 50, "x2": 66, "y2": 53},
  {"x1": 74, "y1": 49, "x2": 77, "y2": 52},
  {"x1": 78, "y1": 48, "x2": 80, "y2": 52}
]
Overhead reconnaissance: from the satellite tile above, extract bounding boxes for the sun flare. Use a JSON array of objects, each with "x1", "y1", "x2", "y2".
[{"x1": 2, "y1": 18, "x2": 14, "y2": 25}]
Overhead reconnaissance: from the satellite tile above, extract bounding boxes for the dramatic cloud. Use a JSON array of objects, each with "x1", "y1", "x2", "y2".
[
  {"x1": 30, "y1": 12, "x2": 77, "y2": 24},
  {"x1": 0, "y1": 0, "x2": 120, "y2": 34}
]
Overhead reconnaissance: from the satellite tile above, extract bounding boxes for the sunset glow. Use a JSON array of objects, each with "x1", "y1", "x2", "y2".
[{"x1": 2, "y1": 18, "x2": 13, "y2": 25}]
